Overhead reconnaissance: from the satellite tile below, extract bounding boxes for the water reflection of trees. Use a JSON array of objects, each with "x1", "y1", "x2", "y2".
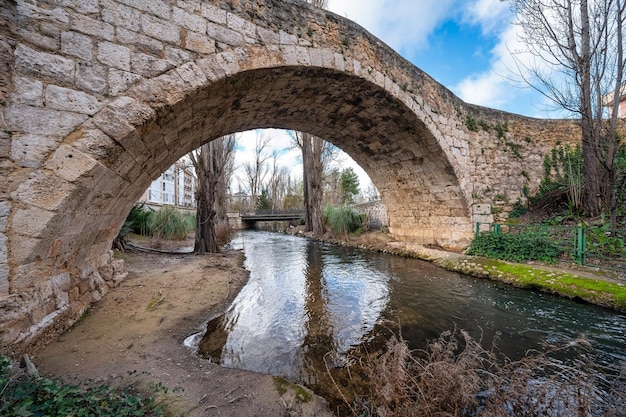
[{"x1": 300, "y1": 242, "x2": 335, "y2": 386}]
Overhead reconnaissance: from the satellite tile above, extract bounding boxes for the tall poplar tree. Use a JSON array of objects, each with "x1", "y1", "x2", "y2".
[{"x1": 510, "y1": 0, "x2": 626, "y2": 225}]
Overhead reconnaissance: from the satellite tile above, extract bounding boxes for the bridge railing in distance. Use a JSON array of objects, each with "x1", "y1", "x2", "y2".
[{"x1": 475, "y1": 222, "x2": 626, "y2": 274}]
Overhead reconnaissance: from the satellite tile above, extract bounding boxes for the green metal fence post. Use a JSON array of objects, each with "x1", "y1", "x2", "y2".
[
  {"x1": 475, "y1": 222, "x2": 480, "y2": 239},
  {"x1": 493, "y1": 224, "x2": 501, "y2": 236}
]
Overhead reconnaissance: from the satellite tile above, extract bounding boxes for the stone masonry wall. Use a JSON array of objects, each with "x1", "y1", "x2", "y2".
[{"x1": 0, "y1": 0, "x2": 584, "y2": 352}]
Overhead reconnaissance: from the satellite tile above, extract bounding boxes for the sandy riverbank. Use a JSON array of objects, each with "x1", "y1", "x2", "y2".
[{"x1": 32, "y1": 248, "x2": 333, "y2": 417}]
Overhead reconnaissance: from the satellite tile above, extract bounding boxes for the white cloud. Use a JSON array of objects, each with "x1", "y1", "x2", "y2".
[
  {"x1": 328, "y1": 0, "x2": 457, "y2": 54},
  {"x1": 462, "y1": 0, "x2": 510, "y2": 34}
]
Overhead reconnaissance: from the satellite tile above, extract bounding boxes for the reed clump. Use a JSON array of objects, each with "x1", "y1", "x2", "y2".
[{"x1": 340, "y1": 329, "x2": 625, "y2": 417}]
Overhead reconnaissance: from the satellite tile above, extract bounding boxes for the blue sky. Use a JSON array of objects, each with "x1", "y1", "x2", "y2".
[
  {"x1": 234, "y1": 0, "x2": 552, "y2": 194},
  {"x1": 327, "y1": 0, "x2": 552, "y2": 118}
]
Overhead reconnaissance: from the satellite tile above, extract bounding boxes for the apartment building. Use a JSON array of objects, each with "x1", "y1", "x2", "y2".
[{"x1": 139, "y1": 158, "x2": 196, "y2": 209}]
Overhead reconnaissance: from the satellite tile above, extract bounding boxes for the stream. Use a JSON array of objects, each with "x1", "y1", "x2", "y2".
[{"x1": 190, "y1": 230, "x2": 626, "y2": 413}]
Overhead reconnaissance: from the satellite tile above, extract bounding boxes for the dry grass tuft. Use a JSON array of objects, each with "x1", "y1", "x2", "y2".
[{"x1": 345, "y1": 329, "x2": 625, "y2": 417}]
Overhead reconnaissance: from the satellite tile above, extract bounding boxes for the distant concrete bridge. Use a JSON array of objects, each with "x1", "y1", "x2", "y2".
[
  {"x1": 240, "y1": 210, "x2": 304, "y2": 227},
  {"x1": 0, "y1": 0, "x2": 581, "y2": 349}
]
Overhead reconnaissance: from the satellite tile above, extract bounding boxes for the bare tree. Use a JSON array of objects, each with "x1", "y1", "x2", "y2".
[
  {"x1": 241, "y1": 131, "x2": 271, "y2": 211},
  {"x1": 293, "y1": 132, "x2": 340, "y2": 235},
  {"x1": 510, "y1": 0, "x2": 626, "y2": 225},
  {"x1": 190, "y1": 134, "x2": 236, "y2": 253},
  {"x1": 268, "y1": 150, "x2": 290, "y2": 212}
]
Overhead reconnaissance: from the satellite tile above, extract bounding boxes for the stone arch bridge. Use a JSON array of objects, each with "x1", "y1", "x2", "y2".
[{"x1": 0, "y1": 0, "x2": 580, "y2": 350}]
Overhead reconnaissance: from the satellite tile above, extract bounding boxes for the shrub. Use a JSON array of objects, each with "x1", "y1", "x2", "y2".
[
  {"x1": 466, "y1": 232, "x2": 562, "y2": 263},
  {"x1": 123, "y1": 203, "x2": 154, "y2": 236},
  {"x1": 323, "y1": 206, "x2": 364, "y2": 236},
  {"x1": 0, "y1": 356, "x2": 164, "y2": 417},
  {"x1": 147, "y1": 206, "x2": 194, "y2": 240}
]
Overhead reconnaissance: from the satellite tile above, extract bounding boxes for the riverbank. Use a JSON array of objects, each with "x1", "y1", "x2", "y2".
[
  {"x1": 299, "y1": 229, "x2": 626, "y2": 313},
  {"x1": 32, "y1": 246, "x2": 333, "y2": 417}
]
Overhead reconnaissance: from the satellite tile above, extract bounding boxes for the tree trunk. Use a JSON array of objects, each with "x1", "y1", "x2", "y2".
[
  {"x1": 302, "y1": 133, "x2": 326, "y2": 236},
  {"x1": 194, "y1": 178, "x2": 219, "y2": 253},
  {"x1": 579, "y1": 0, "x2": 603, "y2": 217}
]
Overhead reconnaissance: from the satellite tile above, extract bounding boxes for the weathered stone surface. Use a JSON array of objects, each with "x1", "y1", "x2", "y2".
[
  {"x1": 108, "y1": 68, "x2": 142, "y2": 96},
  {"x1": 61, "y1": 31, "x2": 94, "y2": 61},
  {"x1": 101, "y1": 0, "x2": 141, "y2": 32},
  {"x1": 131, "y1": 52, "x2": 173, "y2": 77},
  {"x1": 12, "y1": 76, "x2": 44, "y2": 106},
  {"x1": 70, "y1": 15, "x2": 115, "y2": 41},
  {"x1": 45, "y1": 85, "x2": 100, "y2": 115},
  {"x1": 173, "y1": 7, "x2": 206, "y2": 33},
  {"x1": 118, "y1": 0, "x2": 171, "y2": 20},
  {"x1": 116, "y1": 28, "x2": 163, "y2": 56},
  {"x1": 75, "y1": 62, "x2": 107, "y2": 94},
  {"x1": 6, "y1": 105, "x2": 88, "y2": 138},
  {"x1": 184, "y1": 31, "x2": 215, "y2": 54},
  {"x1": 141, "y1": 14, "x2": 180, "y2": 44},
  {"x1": 11, "y1": 133, "x2": 59, "y2": 168},
  {"x1": 14, "y1": 44, "x2": 75, "y2": 85},
  {"x1": 97, "y1": 41, "x2": 131, "y2": 71}
]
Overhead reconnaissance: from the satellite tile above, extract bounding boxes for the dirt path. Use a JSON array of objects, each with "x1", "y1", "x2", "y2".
[{"x1": 32, "y1": 249, "x2": 333, "y2": 417}]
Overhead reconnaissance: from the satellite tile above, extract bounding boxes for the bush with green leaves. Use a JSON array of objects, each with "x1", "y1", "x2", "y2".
[
  {"x1": 0, "y1": 356, "x2": 164, "y2": 417},
  {"x1": 147, "y1": 206, "x2": 194, "y2": 240},
  {"x1": 124, "y1": 203, "x2": 154, "y2": 236},
  {"x1": 466, "y1": 232, "x2": 563, "y2": 263},
  {"x1": 323, "y1": 205, "x2": 365, "y2": 236}
]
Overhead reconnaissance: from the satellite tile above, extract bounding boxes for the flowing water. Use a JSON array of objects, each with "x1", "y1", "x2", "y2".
[{"x1": 193, "y1": 231, "x2": 626, "y2": 411}]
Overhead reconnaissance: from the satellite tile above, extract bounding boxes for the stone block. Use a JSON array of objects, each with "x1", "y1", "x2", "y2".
[
  {"x1": 17, "y1": 28, "x2": 59, "y2": 52},
  {"x1": 116, "y1": 28, "x2": 164, "y2": 56},
  {"x1": 61, "y1": 31, "x2": 94, "y2": 61},
  {"x1": 173, "y1": 7, "x2": 206, "y2": 33},
  {"x1": 141, "y1": 14, "x2": 180, "y2": 45},
  {"x1": 11, "y1": 133, "x2": 58, "y2": 168},
  {"x1": 70, "y1": 15, "x2": 114, "y2": 41},
  {"x1": 279, "y1": 31, "x2": 297, "y2": 45},
  {"x1": 185, "y1": 31, "x2": 215, "y2": 54},
  {"x1": 118, "y1": 0, "x2": 171, "y2": 19},
  {"x1": 207, "y1": 22, "x2": 244, "y2": 46},
  {"x1": 12, "y1": 207, "x2": 58, "y2": 239},
  {"x1": 76, "y1": 62, "x2": 107, "y2": 94},
  {"x1": 12, "y1": 77, "x2": 43, "y2": 106},
  {"x1": 13, "y1": 171, "x2": 77, "y2": 212},
  {"x1": 108, "y1": 68, "x2": 142, "y2": 96},
  {"x1": 472, "y1": 203, "x2": 491, "y2": 215},
  {"x1": 227, "y1": 12, "x2": 256, "y2": 39},
  {"x1": 101, "y1": 0, "x2": 141, "y2": 32},
  {"x1": 7, "y1": 104, "x2": 88, "y2": 138},
  {"x1": 61, "y1": 0, "x2": 99, "y2": 14},
  {"x1": 165, "y1": 46, "x2": 191, "y2": 66},
  {"x1": 15, "y1": 44, "x2": 75, "y2": 85},
  {"x1": 17, "y1": 1, "x2": 69, "y2": 24},
  {"x1": 201, "y1": 3, "x2": 227, "y2": 24},
  {"x1": 44, "y1": 144, "x2": 100, "y2": 183},
  {"x1": 97, "y1": 41, "x2": 131, "y2": 71},
  {"x1": 45, "y1": 85, "x2": 100, "y2": 115},
  {"x1": 131, "y1": 52, "x2": 173, "y2": 77},
  {"x1": 176, "y1": 62, "x2": 207, "y2": 89}
]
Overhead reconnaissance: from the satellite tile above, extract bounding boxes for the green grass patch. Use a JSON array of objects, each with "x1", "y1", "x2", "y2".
[{"x1": 476, "y1": 261, "x2": 626, "y2": 311}]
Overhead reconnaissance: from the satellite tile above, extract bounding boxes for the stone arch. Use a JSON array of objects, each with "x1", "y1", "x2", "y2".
[{"x1": 20, "y1": 63, "x2": 470, "y2": 275}]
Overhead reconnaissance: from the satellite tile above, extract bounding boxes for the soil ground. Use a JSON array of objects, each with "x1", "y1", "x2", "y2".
[{"x1": 32, "y1": 239, "x2": 333, "y2": 417}]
